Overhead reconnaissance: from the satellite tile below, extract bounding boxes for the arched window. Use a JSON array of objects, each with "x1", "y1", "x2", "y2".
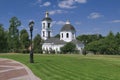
[
  {"x1": 48, "y1": 31, "x2": 50, "y2": 38},
  {"x1": 72, "y1": 33, "x2": 74, "y2": 38},
  {"x1": 62, "y1": 33, "x2": 63, "y2": 38},
  {"x1": 66, "y1": 33, "x2": 69, "y2": 38},
  {"x1": 43, "y1": 31, "x2": 45, "y2": 37},
  {"x1": 43, "y1": 23, "x2": 45, "y2": 29},
  {"x1": 48, "y1": 23, "x2": 50, "y2": 28}
]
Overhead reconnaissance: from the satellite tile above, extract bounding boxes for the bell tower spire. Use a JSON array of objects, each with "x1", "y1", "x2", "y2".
[{"x1": 45, "y1": 11, "x2": 49, "y2": 18}]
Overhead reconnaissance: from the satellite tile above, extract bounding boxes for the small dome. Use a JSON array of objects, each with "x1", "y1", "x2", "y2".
[
  {"x1": 60, "y1": 20, "x2": 76, "y2": 32},
  {"x1": 42, "y1": 11, "x2": 52, "y2": 21},
  {"x1": 42, "y1": 17, "x2": 52, "y2": 21}
]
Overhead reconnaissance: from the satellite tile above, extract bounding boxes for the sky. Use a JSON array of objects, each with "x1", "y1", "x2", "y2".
[{"x1": 0, "y1": 0, "x2": 120, "y2": 37}]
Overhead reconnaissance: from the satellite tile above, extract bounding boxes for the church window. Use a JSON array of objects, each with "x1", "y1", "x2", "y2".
[
  {"x1": 72, "y1": 33, "x2": 74, "y2": 38},
  {"x1": 66, "y1": 33, "x2": 69, "y2": 38},
  {"x1": 43, "y1": 31, "x2": 45, "y2": 37},
  {"x1": 43, "y1": 23, "x2": 45, "y2": 29},
  {"x1": 48, "y1": 23, "x2": 50, "y2": 28},
  {"x1": 48, "y1": 31, "x2": 50, "y2": 38},
  {"x1": 62, "y1": 33, "x2": 63, "y2": 38}
]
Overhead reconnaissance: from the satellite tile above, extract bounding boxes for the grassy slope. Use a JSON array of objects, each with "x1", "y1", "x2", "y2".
[{"x1": 0, "y1": 54, "x2": 120, "y2": 80}]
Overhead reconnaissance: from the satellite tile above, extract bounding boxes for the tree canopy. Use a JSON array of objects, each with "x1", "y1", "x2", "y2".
[{"x1": 61, "y1": 42, "x2": 76, "y2": 53}]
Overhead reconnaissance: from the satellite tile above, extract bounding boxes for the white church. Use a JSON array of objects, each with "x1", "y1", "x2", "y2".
[{"x1": 41, "y1": 11, "x2": 84, "y2": 53}]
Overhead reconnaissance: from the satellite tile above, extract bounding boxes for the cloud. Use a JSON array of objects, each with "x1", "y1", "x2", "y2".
[
  {"x1": 88, "y1": 12, "x2": 103, "y2": 19},
  {"x1": 32, "y1": 0, "x2": 42, "y2": 5},
  {"x1": 58, "y1": 0, "x2": 75, "y2": 9},
  {"x1": 53, "y1": 21, "x2": 65, "y2": 25},
  {"x1": 49, "y1": 10, "x2": 68, "y2": 15},
  {"x1": 107, "y1": 20, "x2": 120, "y2": 23},
  {"x1": 40, "y1": 2, "x2": 51, "y2": 7},
  {"x1": 58, "y1": 0, "x2": 87, "y2": 9},
  {"x1": 75, "y1": 0, "x2": 87, "y2": 3}
]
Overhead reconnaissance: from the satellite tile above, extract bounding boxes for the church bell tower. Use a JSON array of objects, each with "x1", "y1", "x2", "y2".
[{"x1": 41, "y1": 11, "x2": 52, "y2": 40}]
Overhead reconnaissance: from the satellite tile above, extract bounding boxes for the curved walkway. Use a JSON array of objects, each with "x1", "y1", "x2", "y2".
[{"x1": 0, "y1": 58, "x2": 41, "y2": 80}]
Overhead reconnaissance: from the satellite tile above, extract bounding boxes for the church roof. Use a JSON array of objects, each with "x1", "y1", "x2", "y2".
[
  {"x1": 42, "y1": 17, "x2": 52, "y2": 21},
  {"x1": 60, "y1": 20, "x2": 76, "y2": 32},
  {"x1": 43, "y1": 37, "x2": 83, "y2": 45},
  {"x1": 44, "y1": 38, "x2": 66, "y2": 45}
]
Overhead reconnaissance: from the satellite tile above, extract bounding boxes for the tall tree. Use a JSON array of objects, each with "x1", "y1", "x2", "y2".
[
  {"x1": 20, "y1": 29, "x2": 29, "y2": 53},
  {"x1": 33, "y1": 34, "x2": 42, "y2": 53},
  {"x1": 0, "y1": 24, "x2": 8, "y2": 52},
  {"x1": 8, "y1": 17, "x2": 21, "y2": 52}
]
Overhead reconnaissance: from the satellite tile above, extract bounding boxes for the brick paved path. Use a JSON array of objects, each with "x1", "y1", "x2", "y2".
[{"x1": 0, "y1": 58, "x2": 41, "y2": 80}]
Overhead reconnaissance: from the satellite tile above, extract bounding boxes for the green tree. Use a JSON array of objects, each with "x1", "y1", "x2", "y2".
[
  {"x1": 115, "y1": 32, "x2": 120, "y2": 54},
  {"x1": 0, "y1": 24, "x2": 8, "y2": 52},
  {"x1": 105, "y1": 31, "x2": 117, "y2": 54},
  {"x1": 54, "y1": 34, "x2": 60, "y2": 38},
  {"x1": 77, "y1": 34, "x2": 103, "y2": 45},
  {"x1": 33, "y1": 34, "x2": 42, "y2": 53},
  {"x1": 8, "y1": 17, "x2": 21, "y2": 52},
  {"x1": 20, "y1": 29, "x2": 29, "y2": 53},
  {"x1": 85, "y1": 41, "x2": 100, "y2": 54},
  {"x1": 85, "y1": 31, "x2": 118, "y2": 55},
  {"x1": 61, "y1": 42, "x2": 76, "y2": 54}
]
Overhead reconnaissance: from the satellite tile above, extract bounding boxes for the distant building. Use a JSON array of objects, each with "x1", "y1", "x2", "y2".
[{"x1": 41, "y1": 11, "x2": 84, "y2": 53}]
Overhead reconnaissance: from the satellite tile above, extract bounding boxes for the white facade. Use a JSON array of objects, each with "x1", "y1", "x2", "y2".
[
  {"x1": 60, "y1": 31, "x2": 76, "y2": 42},
  {"x1": 42, "y1": 43, "x2": 64, "y2": 53},
  {"x1": 41, "y1": 11, "x2": 52, "y2": 40}
]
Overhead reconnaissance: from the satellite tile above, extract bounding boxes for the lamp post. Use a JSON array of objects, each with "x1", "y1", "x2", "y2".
[{"x1": 29, "y1": 20, "x2": 34, "y2": 63}]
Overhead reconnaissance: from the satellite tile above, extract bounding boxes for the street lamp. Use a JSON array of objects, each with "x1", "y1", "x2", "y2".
[{"x1": 29, "y1": 20, "x2": 34, "y2": 63}]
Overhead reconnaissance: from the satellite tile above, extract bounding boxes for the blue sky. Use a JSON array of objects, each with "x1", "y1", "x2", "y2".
[{"x1": 0, "y1": 0, "x2": 120, "y2": 37}]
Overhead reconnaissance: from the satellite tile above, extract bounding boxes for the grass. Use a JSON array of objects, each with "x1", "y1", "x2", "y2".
[{"x1": 0, "y1": 54, "x2": 120, "y2": 80}]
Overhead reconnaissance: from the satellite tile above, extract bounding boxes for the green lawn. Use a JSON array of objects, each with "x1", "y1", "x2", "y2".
[{"x1": 0, "y1": 54, "x2": 120, "y2": 80}]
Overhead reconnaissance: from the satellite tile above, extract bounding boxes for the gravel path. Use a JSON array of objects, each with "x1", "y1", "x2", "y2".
[{"x1": 0, "y1": 58, "x2": 41, "y2": 80}]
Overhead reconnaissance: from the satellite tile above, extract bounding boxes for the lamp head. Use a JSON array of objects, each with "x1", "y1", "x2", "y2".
[{"x1": 29, "y1": 20, "x2": 34, "y2": 32}]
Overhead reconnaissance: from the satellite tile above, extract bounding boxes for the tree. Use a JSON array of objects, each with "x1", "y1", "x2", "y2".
[
  {"x1": 85, "y1": 31, "x2": 118, "y2": 55},
  {"x1": 61, "y1": 42, "x2": 76, "y2": 54},
  {"x1": 20, "y1": 29, "x2": 29, "y2": 53},
  {"x1": 115, "y1": 32, "x2": 120, "y2": 54},
  {"x1": 33, "y1": 34, "x2": 42, "y2": 53},
  {"x1": 8, "y1": 17, "x2": 21, "y2": 52},
  {"x1": 85, "y1": 41, "x2": 100, "y2": 54},
  {"x1": 0, "y1": 24, "x2": 8, "y2": 52},
  {"x1": 54, "y1": 34, "x2": 60, "y2": 38},
  {"x1": 77, "y1": 34, "x2": 103, "y2": 45}
]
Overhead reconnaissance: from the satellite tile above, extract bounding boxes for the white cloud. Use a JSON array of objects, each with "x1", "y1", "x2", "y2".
[
  {"x1": 58, "y1": 0, "x2": 87, "y2": 9},
  {"x1": 58, "y1": 0, "x2": 76, "y2": 9},
  {"x1": 88, "y1": 12, "x2": 103, "y2": 19},
  {"x1": 40, "y1": 2, "x2": 51, "y2": 7},
  {"x1": 53, "y1": 21, "x2": 65, "y2": 26},
  {"x1": 107, "y1": 20, "x2": 120, "y2": 23},
  {"x1": 49, "y1": 10, "x2": 67, "y2": 15},
  {"x1": 32, "y1": 0, "x2": 42, "y2": 5},
  {"x1": 75, "y1": 0, "x2": 87, "y2": 3},
  {"x1": 43, "y1": 2, "x2": 51, "y2": 6}
]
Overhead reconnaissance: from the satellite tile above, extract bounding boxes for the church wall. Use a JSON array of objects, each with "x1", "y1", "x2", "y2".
[
  {"x1": 42, "y1": 43, "x2": 64, "y2": 53},
  {"x1": 60, "y1": 31, "x2": 75, "y2": 42},
  {"x1": 41, "y1": 20, "x2": 52, "y2": 40}
]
